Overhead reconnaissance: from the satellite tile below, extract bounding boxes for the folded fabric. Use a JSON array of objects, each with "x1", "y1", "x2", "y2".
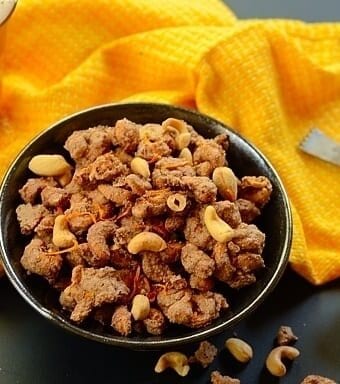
[{"x1": 0, "y1": 0, "x2": 339, "y2": 284}]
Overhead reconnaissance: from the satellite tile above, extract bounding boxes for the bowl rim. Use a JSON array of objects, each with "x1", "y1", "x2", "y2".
[{"x1": 0, "y1": 102, "x2": 292, "y2": 349}]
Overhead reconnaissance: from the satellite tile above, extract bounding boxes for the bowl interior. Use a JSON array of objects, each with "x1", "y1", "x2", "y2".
[{"x1": 0, "y1": 103, "x2": 292, "y2": 349}]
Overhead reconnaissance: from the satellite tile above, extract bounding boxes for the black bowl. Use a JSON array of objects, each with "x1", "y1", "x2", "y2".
[{"x1": 0, "y1": 103, "x2": 292, "y2": 349}]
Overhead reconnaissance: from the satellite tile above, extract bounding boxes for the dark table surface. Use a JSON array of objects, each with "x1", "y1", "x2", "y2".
[{"x1": 1, "y1": 1, "x2": 340, "y2": 383}]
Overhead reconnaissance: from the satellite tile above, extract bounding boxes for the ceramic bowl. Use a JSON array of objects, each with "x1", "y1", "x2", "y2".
[{"x1": 0, "y1": 103, "x2": 292, "y2": 349}]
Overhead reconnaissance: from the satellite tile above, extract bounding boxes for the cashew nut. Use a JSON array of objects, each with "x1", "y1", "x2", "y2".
[
  {"x1": 167, "y1": 193, "x2": 187, "y2": 212},
  {"x1": 162, "y1": 118, "x2": 191, "y2": 149},
  {"x1": 28, "y1": 154, "x2": 71, "y2": 177},
  {"x1": 179, "y1": 148, "x2": 193, "y2": 165},
  {"x1": 204, "y1": 205, "x2": 234, "y2": 243},
  {"x1": 176, "y1": 132, "x2": 191, "y2": 150},
  {"x1": 52, "y1": 215, "x2": 77, "y2": 248},
  {"x1": 131, "y1": 294, "x2": 150, "y2": 320},
  {"x1": 162, "y1": 118, "x2": 188, "y2": 135},
  {"x1": 139, "y1": 124, "x2": 163, "y2": 141},
  {"x1": 212, "y1": 167, "x2": 238, "y2": 201},
  {"x1": 225, "y1": 338, "x2": 253, "y2": 363},
  {"x1": 56, "y1": 167, "x2": 73, "y2": 187},
  {"x1": 131, "y1": 157, "x2": 150, "y2": 178},
  {"x1": 265, "y1": 346, "x2": 300, "y2": 377},
  {"x1": 155, "y1": 352, "x2": 190, "y2": 377},
  {"x1": 127, "y1": 231, "x2": 167, "y2": 254}
]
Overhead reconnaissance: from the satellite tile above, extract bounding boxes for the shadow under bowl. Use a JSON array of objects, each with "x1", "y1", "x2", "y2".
[{"x1": 0, "y1": 103, "x2": 292, "y2": 349}]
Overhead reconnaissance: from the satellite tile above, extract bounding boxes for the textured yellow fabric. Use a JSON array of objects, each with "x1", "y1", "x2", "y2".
[{"x1": 0, "y1": 0, "x2": 339, "y2": 285}]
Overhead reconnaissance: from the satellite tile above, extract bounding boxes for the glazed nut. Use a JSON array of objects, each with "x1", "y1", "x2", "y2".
[
  {"x1": 155, "y1": 352, "x2": 190, "y2": 377},
  {"x1": 56, "y1": 167, "x2": 73, "y2": 187},
  {"x1": 131, "y1": 157, "x2": 150, "y2": 178},
  {"x1": 179, "y1": 148, "x2": 193, "y2": 165},
  {"x1": 131, "y1": 294, "x2": 150, "y2": 320},
  {"x1": 139, "y1": 124, "x2": 163, "y2": 141},
  {"x1": 52, "y1": 215, "x2": 77, "y2": 248},
  {"x1": 204, "y1": 205, "x2": 234, "y2": 243},
  {"x1": 162, "y1": 118, "x2": 188, "y2": 135},
  {"x1": 162, "y1": 118, "x2": 191, "y2": 149},
  {"x1": 127, "y1": 231, "x2": 167, "y2": 254},
  {"x1": 265, "y1": 346, "x2": 300, "y2": 377},
  {"x1": 225, "y1": 338, "x2": 253, "y2": 363},
  {"x1": 167, "y1": 193, "x2": 187, "y2": 212},
  {"x1": 28, "y1": 154, "x2": 71, "y2": 177},
  {"x1": 176, "y1": 132, "x2": 191, "y2": 150},
  {"x1": 212, "y1": 167, "x2": 238, "y2": 201}
]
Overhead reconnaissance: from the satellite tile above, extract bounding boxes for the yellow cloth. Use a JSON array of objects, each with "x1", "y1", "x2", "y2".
[{"x1": 0, "y1": 0, "x2": 339, "y2": 285}]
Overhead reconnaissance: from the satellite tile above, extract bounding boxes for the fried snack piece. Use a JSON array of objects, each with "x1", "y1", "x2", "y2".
[
  {"x1": 181, "y1": 243, "x2": 215, "y2": 279},
  {"x1": 238, "y1": 176, "x2": 272, "y2": 208},
  {"x1": 136, "y1": 132, "x2": 172, "y2": 161},
  {"x1": 34, "y1": 214, "x2": 56, "y2": 242},
  {"x1": 210, "y1": 371, "x2": 240, "y2": 384},
  {"x1": 157, "y1": 276, "x2": 228, "y2": 328},
  {"x1": 277, "y1": 326, "x2": 298, "y2": 346},
  {"x1": 165, "y1": 214, "x2": 186, "y2": 232},
  {"x1": 189, "y1": 341, "x2": 218, "y2": 367},
  {"x1": 182, "y1": 176, "x2": 217, "y2": 204},
  {"x1": 87, "y1": 221, "x2": 117, "y2": 267},
  {"x1": 114, "y1": 216, "x2": 145, "y2": 246},
  {"x1": 111, "y1": 305, "x2": 132, "y2": 336},
  {"x1": 41, "y1": 186, "x2": 69, "y2": 209},
  {"x1": 152, "y1": 157, "x2": 195, "y2": 189},
  {"x1": 64, "y1": 125, "x2": 112, "y2": 167},
  {"x1": 125, "y1": 174, "x2": 152, "y2": 196},
  {"x1": 212, "y1": 234, "x2": 264, "y2": 289},
  {"x1": 110, "y1": 247, "x2": 138, "y2": 270},
  {"x1": 21, "y1": 238, "x2": 62, "y2": 283},
  {"x1": 111, "y1": 118, "x2": 140, "y2": 154},
  {"x1": 65, "y1": 243, "x2": 89, "y2": 267},
  {"x1": 143, "y1": 308, "x2": 166, "y2": 335},
  {"x1": 132, "y1": 189, "x2": 172, "y2": 218},
  {"x1": 142, "y1": 252, "x2": 175, "y2": 283},
  {"x1": 300, "y1": 375, "x2": 337, "y2": 384},
  {"x1": 184, "y1": 206, "x2": 215, "y2": 251},
  {"x1": 60, "y1": 265, "x2": 129, "y2": 323},
  {"x1": 19, "y1": 177, "x2": 58, "y2": 204},
  {"x1": 98, "y1": 184, "x2": 132, "y2": 207},
  {"x1": 193, "y1": 138, "x2": 226, "y2": 177},
  {"x1": 213, "y1": 201, "x2": 242, "y2": 228},
  {"x1": 16, "y1": 203, "x2": 49, "y2": 235},
  {"x1": 235, "y1": 198, "x2": 260, "y2": 223},
  {"x1": 189, "y1": 275, "x2": 214, "y2": 292},
  {"x1": 88, "y1": 152, "x2": 128, "y2": 182},
  {"x1": 232, "y1": 223, "x2": 265, "y2": 254}
]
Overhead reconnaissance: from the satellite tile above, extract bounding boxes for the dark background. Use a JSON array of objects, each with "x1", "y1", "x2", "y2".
[{"x1": 1, "y1": 1, "x2": 339, "y2": 383}]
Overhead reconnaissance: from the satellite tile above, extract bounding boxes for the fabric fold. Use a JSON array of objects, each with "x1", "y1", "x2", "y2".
[{"x1": 0, "y1": 0, "x2": 339, "y2": 284}]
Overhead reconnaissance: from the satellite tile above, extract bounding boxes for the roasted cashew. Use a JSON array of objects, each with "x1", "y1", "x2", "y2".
[
  {"x1": 162, "y1": 118, "x2": 188, "y2": 134},
  {"x1": 139, "y1": 124, "x2": 163, "y2": 141},
  {"x1": 127, "y1": 231, "x2": 167, "y2": 254},
  {"x1": 212, "y1": 167, "x2": 238, "y2": 201},
  {"x1": 225, "y1": 338, "x2": 253, "y2": 363},
  {"x1": 56, "y1": 167, "x2": 73, "y2": 187},
  {"x1": 265, "y1": 346, "x2": 300, "y2": 377},
  {"x1": 204, "y1": 205, "x2": 234, "y2": 243},
  {"x1": 154, "y1": 352, "x2": 190, "y2": 377},
  {"x1": 28, "y1": 154, "x2": 71, "y2": 177},
  {"x1": 53, "y1": 215, "x2": 77, "y2": 248},
  {"x1": 131, "y1": 157, "x2": 150, "y2": 178},
  {"x1": 167, "y1": 193, "x2": 187, "y2": 212},
  {"x1": 179, "y1": 148, "x2": 193, "y2": 165},
  {"x1": 175, "y1": 133, "x2": 190, "y2": 150},
  {"x1": 162, "y1": 118, "x2": 191, "y2": 149},
  {"x1": 131, "y1": 294, "x2": 150, "y2": 320}
]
